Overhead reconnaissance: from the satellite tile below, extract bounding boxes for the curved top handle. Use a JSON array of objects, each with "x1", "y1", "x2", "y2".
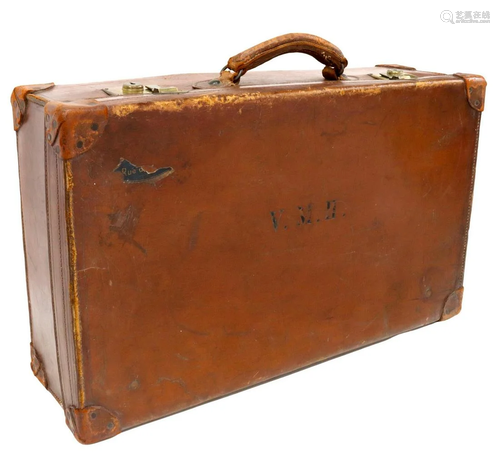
[{"x1": 222, "y1": 33, "x2": 348, "y2": 83}]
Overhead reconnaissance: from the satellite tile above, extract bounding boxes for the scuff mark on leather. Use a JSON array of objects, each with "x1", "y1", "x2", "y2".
[
  {"x1": 177, "y1": 322, "x2": 211, "y2": 336},
  {"x1": 157, "y1": 377, "x2": 201, "y2": 401},
  {"x1": 108, "y1": 205, "x2": 146, "y2": 254},
  {"x1": 188, "y1": 212, "x2": 203, "y2": 250}
]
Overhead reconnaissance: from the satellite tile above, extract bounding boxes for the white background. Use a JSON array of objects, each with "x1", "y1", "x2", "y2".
[{"x1": 1, "y1": 1, "x2": 498, "y2": 458}]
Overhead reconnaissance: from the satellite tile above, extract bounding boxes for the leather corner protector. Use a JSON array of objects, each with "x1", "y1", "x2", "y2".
[
  {"x1": 30, "y1": 343, "x2": 48, "y2": 388},
  {"x1": 453, "y1": 73, "x2": 486, "y2": 112},
  {"x1": 65, "y1": 405, "x2": 121, "y2": 444},
  {"x1": 44, "y1": 101, "x2": 109, "y2": 160},
  {"x1": 440, "y1": 287, "x2": 464, "y2": 321},
  {"x1": 375, "y1": 64, "x2": 417, "y2": 71},
  {"x1": 11, "y1": 83, "x2": 54, "y2": 131}
]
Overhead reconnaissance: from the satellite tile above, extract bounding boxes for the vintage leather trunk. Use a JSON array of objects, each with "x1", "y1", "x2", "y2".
[{"x1": 12, "y1": 34, "x2": 486, "y2": 443}]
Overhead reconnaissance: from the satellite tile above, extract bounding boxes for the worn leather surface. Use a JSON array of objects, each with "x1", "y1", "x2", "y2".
[
  {"x1": 226, "y1": 33, "x2": 348, "y2": 81},
  {"x1": 10, "y1": 83, "x2": 54, "y2": 130},
  {"x1": 17, "y1": 102, "x2": 62, "y2": 401},
  {"x1": 45, "y1": 146, "x2": 80, "y2": 408},
  {"x1": 45, "y1": 101, "x2": 109, "y2": 160},
  {"x1": 28, "y1": 68, "x2": 445, "y2": 104},
  {"x1": 65, "y1": 405, "x2": 121, "y2": 444},
  {"x1": 17, "y1": 99, "x2": 81, "y2": 411},
  {"x1": 440, "y1": 287, "x2": 464, "y2": 321},
  {"x1": 16, "y1": 68, "x2": 483, "y2": 443},
  {"x1": 454, "y1": 73, "x2": 486, "y2": 111},
  {"x1": 73, "y1": 76, "x2": 480, "y2": 433}
]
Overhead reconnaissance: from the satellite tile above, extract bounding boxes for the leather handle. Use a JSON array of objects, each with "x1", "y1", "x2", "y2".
[{"x1": 222, "y1": 33, "x2": 348, "y2": 83}]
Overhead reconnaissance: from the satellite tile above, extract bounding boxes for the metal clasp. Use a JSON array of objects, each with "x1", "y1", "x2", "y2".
[
  {"x1": 369, "y1": 69, "x2": 417, "y2": 80},
  {"x1": 102, "y1": 82, "x2": 187, "y2": 97}
]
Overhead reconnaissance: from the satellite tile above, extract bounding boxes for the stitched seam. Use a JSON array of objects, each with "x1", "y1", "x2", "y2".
[
  {"x1": 16, "y1": 132, "x2": 34, "y2": 343},
  {"x1": 459, "y1": 112, "x2": 481, "y2": 286},
  {"x1": 45, "y1": 120, "x2": 66, "y2": 406}
]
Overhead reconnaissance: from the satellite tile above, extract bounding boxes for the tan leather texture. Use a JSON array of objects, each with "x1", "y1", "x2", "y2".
[
  {"x1": 65, "y1": 406, "x2": 121, "y2": 444},
  {"x1": 453, "y1": 73, "x2": 486, "y2": 111},
  {"x1": 440, "y1": 287, "x2": 464, "y2": 321},
  {"x1": 10, "y1": 83, "x2": 54, "y2": 131},
  {"x1": 14, "y1": 66, "x2": 485, "y2": 444},
  {"x1": 17, "y1": 102, "x2": 62, "y2": 402},
  {"x1": 45, "y1": 101, "x2": 109, "y2": 160},
  {"x1": 226, "y1": 33, "x2": 348, "y2": 81}
]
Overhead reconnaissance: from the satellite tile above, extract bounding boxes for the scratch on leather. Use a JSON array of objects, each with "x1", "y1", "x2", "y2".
[
  {"x1": 108, "y1": 205, "x2": 146, "y2": 254},
  {"x1": 157, "y1": 377, "x2": 201, "y2": 401}
]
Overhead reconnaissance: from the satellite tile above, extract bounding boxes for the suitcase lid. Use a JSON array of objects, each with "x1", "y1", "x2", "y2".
[
  {"x1": 13, "y1": 32, "x2": 485, "y2": 140},
  {"x1": 22, "y1": 66, "x2": 459, "y2": 107}
]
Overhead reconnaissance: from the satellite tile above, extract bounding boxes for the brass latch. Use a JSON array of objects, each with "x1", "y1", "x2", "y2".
[
  {"x1": 102, "y1": 82, "x2": 188, "y2": 97},
  {"x1": 369, "y1": 69, "x2": 417, "y2": 80}
]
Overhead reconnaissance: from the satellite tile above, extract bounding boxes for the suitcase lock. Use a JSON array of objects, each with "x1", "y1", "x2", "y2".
[{"x1": 369, "y1": 69, "x2": 417, "y2": 80}]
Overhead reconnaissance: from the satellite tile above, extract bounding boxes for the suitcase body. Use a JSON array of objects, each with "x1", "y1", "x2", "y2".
[{"x1": 12, "y1": 34, "x2": 486, "y2": 443}]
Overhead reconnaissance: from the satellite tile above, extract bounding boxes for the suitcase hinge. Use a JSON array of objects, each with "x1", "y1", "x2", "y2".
[
  {"x1": 44, "y1": 101, "x2": 109, "y2": 160},
  {"x1": 440, "y1": 287, "x2": 464, "y2": 321},
  {"x1": 453, "y1": 73, "x2": 486, "y2": 112},
  {"x1": 65, "y1": 405, "x2": 121, "y2": 444},
  {"x1": 11, "y1": 83, "x2": 54, "y2": 131}
]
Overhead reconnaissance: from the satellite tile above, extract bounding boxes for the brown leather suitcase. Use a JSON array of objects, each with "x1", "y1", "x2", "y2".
[{"x1": 11, "y1": 33, "x2": 486, "y2": 444}]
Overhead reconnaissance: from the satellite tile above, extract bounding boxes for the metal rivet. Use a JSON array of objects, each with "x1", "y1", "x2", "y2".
[
  {"x1": 209, "y1": 79, "x2": 221, "y2": 86},
  {"x1": 107, "y1": 422, "x2": 114, "y2": 430},
  {"x1": 474, "y1": 100, "x2": 480, "y2": 107},
  {"x1": 52, "y1": 119, "x2": 57, "y2": 129},
  {"x1": 91, "y1": 123, "x2": 99, "y2": 131},
  {"x1": 90, "y1": 412, "x2": 97, "y2": 419},
  {"x1": 47, "y1": 133, "x2": 52, "y2": 141},
  {"x1": 45, "y1": 114, "x2": 50, "y2": 122},
  {"x1": 55, "y1": 146, "x2": 60, "y2": 154},
  {"x1": 76, "y1": 140, "x2": 83, "y2": 149},
  {"x1": 469, "y1": 87, "x2": 474, "y2": 94}
]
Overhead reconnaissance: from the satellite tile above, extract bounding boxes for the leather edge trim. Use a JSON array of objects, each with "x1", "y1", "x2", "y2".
[
  {"x1": 44, "y1": 101, "x2": 109, "y2": 160},
  {"x1": 65, "y1": 405, "x2": 121, "y2": 444},
  {"x1": 54, "y1": 154, "x2": 81, "y2": 407},
  {"x1": 11, "y1": 84, "x2": 55, "y2": 131},
  {"x1": 459, "y1": 113, "x2": 481, "y2": 287},
  {"x1": 440, "y1": 287, "x2": 464, "y2": 321},
  {"x1": 63, "y1": 161, "x2": 86, "y2": 407},
  {"x1": 453, "y1": 73, "x2": 486, "y2": 112},
  {"x1": 46, "y1": 143, "x2": 84, "y2": 408}
]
